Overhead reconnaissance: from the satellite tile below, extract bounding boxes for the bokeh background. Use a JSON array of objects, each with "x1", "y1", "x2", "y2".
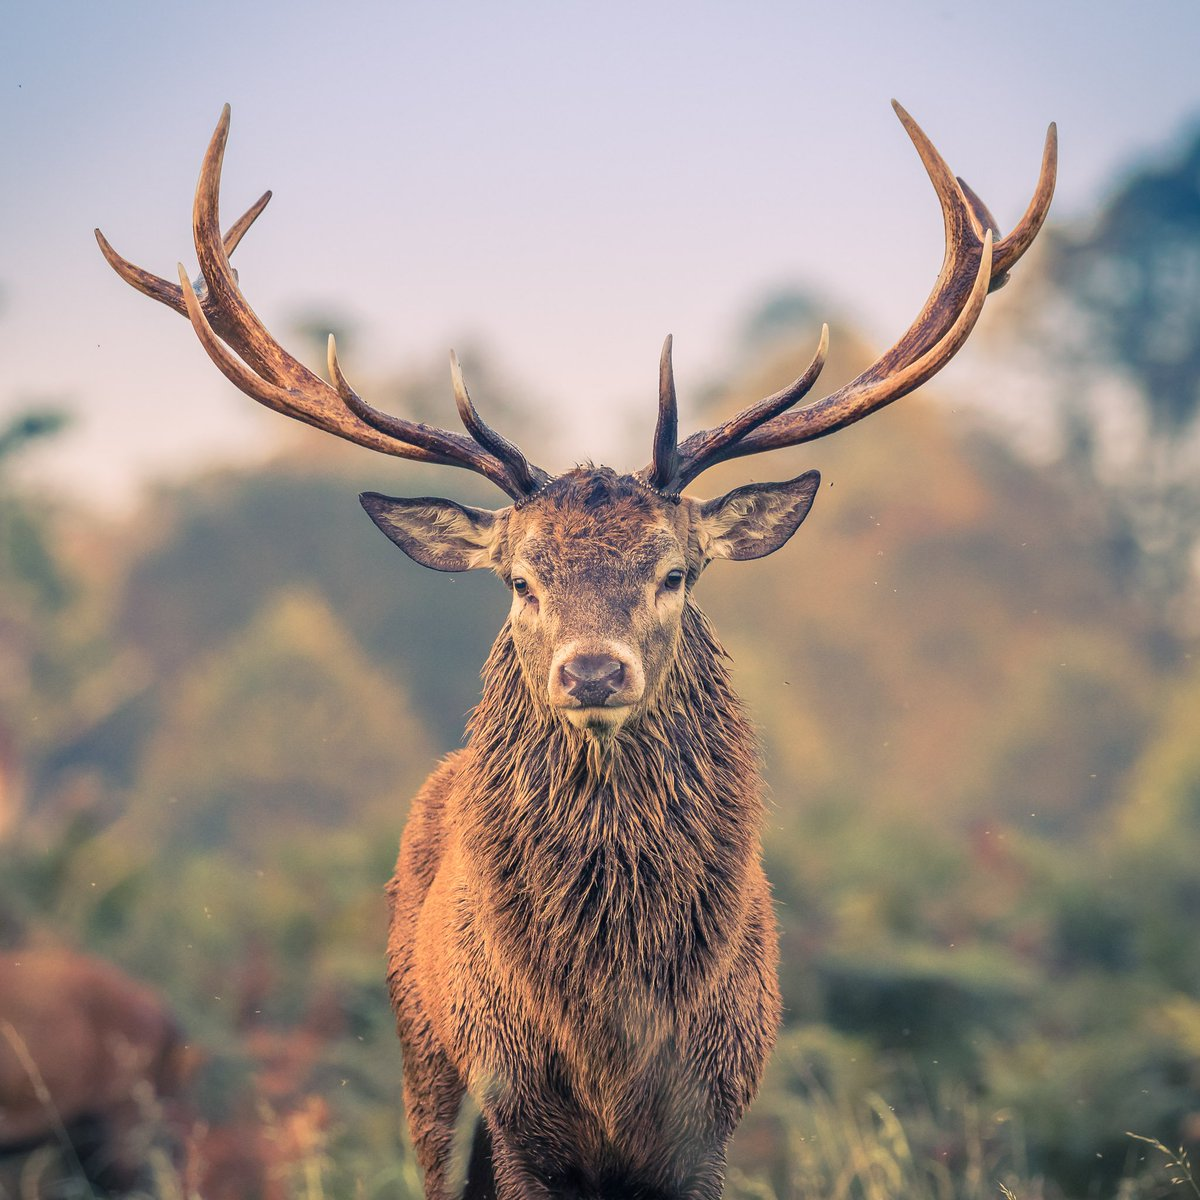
[{"x1": 3, "y1": 2, "x2": 1200, "y2": 1197}]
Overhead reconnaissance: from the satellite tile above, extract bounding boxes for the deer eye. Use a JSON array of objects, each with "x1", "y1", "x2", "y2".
[
  {"x1": 663, "y1": 569, "x2": 685, "y2": 591},
  {"x1": 512, "y1": 578, "x2": 530, "y2": 597}
]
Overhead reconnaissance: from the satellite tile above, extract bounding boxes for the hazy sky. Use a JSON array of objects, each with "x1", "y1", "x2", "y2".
[{"x1": 3, "y1": 1, "x2": 1199, "y2": 506}]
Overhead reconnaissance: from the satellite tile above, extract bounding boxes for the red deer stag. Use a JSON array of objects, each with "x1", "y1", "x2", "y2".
[
  {"x1": 97, "y1": 104, "x2": 1055, "y2": 1199},
  {"x1": 0, "y1": 949, "x2": 187, "y2": 1194}
]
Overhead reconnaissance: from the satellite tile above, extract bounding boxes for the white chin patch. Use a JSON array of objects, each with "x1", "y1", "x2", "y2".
[{"x1": 562, "y1": 706, "x2": 631, "y2": 734}]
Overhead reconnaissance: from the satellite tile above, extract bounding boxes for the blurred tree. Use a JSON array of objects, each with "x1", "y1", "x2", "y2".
[
  {"x1": 0, "y1": 412, "x2": 150, "y2": 836},
  {"x1": 1101, "y1": 654, "x2": 1200, "y2": 994},
  {"x1": 737, "y1": 290, "x2": 832, "y2": 357},
  {"x1": 993, "y1": 120, "x2": 1200, "y2": 621},
  {"x1": 1055, "y1": 129, "x2": 1200, "y2": 434},
  {"x1": 119, "y1": 466, "x2": 506, "y2": 749},
  {"x1": 0, "y1": 408, "x2": 71, "y2": 467},
  {"x1": 1116, "y1": 649, "x2": 1200, "y2": 848},
  {"x1": 694, "y1": 326, "x2": 1153, "y2": 838},
  {"x1": 0, "y1": 409, "x2": 77, "y2": 834},
  {"x1": 288, "y1": 308, "x2": 358, "y2": 365},
  {"x1": 371, "y1": 339, "x2": 556, "y2": 456},
  {"x1": 0, "y1": 304, "x2": 1195, "y2": 1196},
  {"x1": 133, "y1": 588, "x2": 434, "y2": 854},
  {"x1": 961, "y1": 631, "x2": 1155, "y2": 836}
]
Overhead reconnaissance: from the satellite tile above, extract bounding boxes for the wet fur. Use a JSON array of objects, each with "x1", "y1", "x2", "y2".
[
  {"x1": 0, "y1": 950, "x2": 186, "y2": 1193},
  {"x1": 386, "y1": 473, "x2": 783, "y2": 1200}
]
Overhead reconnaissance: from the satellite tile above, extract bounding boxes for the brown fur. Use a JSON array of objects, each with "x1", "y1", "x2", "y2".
[
  {"x1": 96, "y1": 99, "x2": 1051, "y2": 1200},
  {"x1": 380, "y1": 469, "x2": 820, "y2": 1199},
  {"x1": 0, "y1": 949, "x2": 186, "y2": 1192}
]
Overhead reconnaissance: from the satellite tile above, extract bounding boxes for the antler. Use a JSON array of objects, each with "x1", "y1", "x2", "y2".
[
  {"x1": 641, "y1": 102, "x2": 1057, "y2": 494},
  {"x1": 96, "y1": 105, "x2": 549, "y2": 502}
]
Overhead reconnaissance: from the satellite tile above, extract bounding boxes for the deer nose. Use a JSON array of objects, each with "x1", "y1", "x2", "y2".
[{"x1": 560, "y1": 654, "x2": 626, "y2": 707}]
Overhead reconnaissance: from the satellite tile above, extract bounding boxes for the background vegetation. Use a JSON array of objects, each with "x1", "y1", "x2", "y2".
[{"x1": 2, "y1": 120, "x2": 1200, "y2": 1200}]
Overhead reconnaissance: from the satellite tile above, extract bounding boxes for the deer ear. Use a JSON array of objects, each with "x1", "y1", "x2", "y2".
[
  {"x1": 697, "y1": 471, "x2": 821, "y2": 562},
  {"x1": 360, "y1": 493, "x2": 504, "y2": 572}
]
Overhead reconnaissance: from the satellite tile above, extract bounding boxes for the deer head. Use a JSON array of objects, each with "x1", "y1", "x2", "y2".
[
  {"x1": 360, "y1": 465, "x2": 821, "y2": 734},
  {"x1": 96, "y1": 104, "x2": 1055, "y2": 738}
]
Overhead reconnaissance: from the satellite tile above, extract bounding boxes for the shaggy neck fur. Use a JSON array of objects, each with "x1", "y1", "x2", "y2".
[{"x1": 457, "y1": 601, "x2": 764, "y2": 1014}]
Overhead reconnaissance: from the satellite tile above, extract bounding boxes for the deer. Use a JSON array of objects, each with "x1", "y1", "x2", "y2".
[
  {"x1": 96, "y1": 102, "x2": 1055, "y2": 1200},
  {"x1": 0, "y1": 948, "x2": 188, "y2": 1194}
]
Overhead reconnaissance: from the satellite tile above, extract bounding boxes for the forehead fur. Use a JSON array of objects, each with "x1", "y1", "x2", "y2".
[{"x1": 505, "y1": 467, "x2": 683, "y2": 577}]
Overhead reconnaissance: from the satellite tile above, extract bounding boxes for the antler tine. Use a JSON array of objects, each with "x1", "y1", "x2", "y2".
[
  {"x1": 191, "y1": 106, "x2": 543, "y2": 494},
  {"x1": 327, "y1": 338, "x2": 527, "y2": 492},
  {"x1": 954, "y1": 130, "x2": 1056, "y2": 298},
  {"x1": 875, "y1": 108, "x2": 1055, "y2": 343},
  {"x1": 97, "y1": 106, "x2": 312, "y2": 390},
  {"x1": 171, "y1": 263, "x2": 323, "y2": 424},
  {"x1": 956, "y1": 176, "x2": 1000, "y2": 242},
  {"x1": 100, "y1": 105, "x2": 548, "y2": 500},
  {"x1": 989, "y1": 121, "x2": 1058, "y2": 286},
  {"x1": 191, "y1": 104, "x2": 320, "y2": 389},
  {"x1": 222, "y1": 189, "x2": 273, "y2": 258},
  {"x1": 955, "y1": 176, "x2": 1013, "y2": 294},
  {"x1": 651, "y1": 326, "x2": 829, "y2": 492},
  {"x1": 727, "y1": 230, "x2": 994, "y2": 459},
  {"x1": 95, "y1": 190, "x2": 272, "y2": 323},
  {"x1": 854, "y1": 100, "x2": 988, "y2": 384},
  {"x1": 173, "y1": 264, "x2": 459, "y2": 465},
  {"x1": 450, "y1": 351, "x2": 551, "y2": 497},
  {"x1": 649, "y1": 104, "x2": 1053, "y2": 491},
  {"x1": 646, "y1": 336, "x2": 680, "y2": 490}
]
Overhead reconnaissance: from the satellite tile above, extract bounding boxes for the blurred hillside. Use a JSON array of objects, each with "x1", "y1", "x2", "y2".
[
  {"x1": 2, "y1": 329, "x2": 1198, "y2": 1197},
  {"x1": 698, "y1": 327, "x2": 1159, "y2": 841},
  {"x1": 3, "y1": 125, "x2": 1200, "y2": 1200}
]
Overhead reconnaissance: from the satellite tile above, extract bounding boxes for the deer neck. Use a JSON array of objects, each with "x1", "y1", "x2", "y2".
[{"x1": 456, "y1": 602, "x2": 765, "y2": 996}]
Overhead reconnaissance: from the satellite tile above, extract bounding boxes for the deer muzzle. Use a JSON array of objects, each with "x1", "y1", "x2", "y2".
[{"x1": 549, "y1": 641, "x2": 645, "y2": 717}]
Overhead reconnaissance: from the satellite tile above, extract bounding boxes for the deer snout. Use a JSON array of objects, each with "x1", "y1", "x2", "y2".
[
  {"x1": 549, "y1": 643, "x2": 644, "y2": 713},
  {"x1": 561, "y1": 654, "x2": 625, "y2": 706}
]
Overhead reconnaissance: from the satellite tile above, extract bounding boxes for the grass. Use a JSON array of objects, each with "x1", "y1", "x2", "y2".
[
  {"x1": 2, "y1": 1015, "x2": 1196, "y2": 1200},
  {"x1": 1125, "y1": 1134, "x2": 1200, "y2": 1200}
]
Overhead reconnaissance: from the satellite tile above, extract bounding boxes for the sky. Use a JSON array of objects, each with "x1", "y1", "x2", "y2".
[{"x1": 3, "y1": 0, "x2": 1199, "y2": 507}]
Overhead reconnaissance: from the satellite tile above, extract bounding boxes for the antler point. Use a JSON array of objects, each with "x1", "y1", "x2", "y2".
[{"x1": 327, "y1": 335, "x2": 351, "y2": 393}]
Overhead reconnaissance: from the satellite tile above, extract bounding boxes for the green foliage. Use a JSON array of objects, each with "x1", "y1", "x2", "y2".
[
  {"x1": 0, "y1": 409, "x2": 72, "y2": 469},
  {"x1": 1049, "y1": 125, "x2": 1200, "y2": 436},
  {"x1": 990, "y1": 122, "x2": 1200, "y2": 617},
  {"x1": 1117, "y1": 654, "x2": 1200, "y2": 846},
  {"x1": 134, "y1": 588, "x2": 433, "y2": 853},
  {"x1": 119, "y1": 468, "x2": 506, "y2": 748},
  {"x1": 2, "y1": 330, "x2": 1198, "y2": 1198}
]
